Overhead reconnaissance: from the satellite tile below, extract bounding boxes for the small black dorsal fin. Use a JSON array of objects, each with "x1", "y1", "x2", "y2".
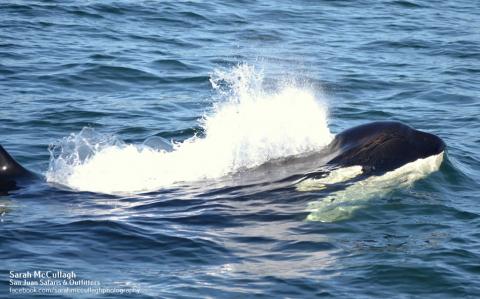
[{"x1": 0, "y1": 145, "x2": 30, "y2": 178}]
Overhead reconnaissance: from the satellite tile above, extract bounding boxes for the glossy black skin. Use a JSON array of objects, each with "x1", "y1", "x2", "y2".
[
  {"x1": 0, "y1": 145, "x2": 36, "y2": 193},
  {"x1": 326, "y1": 121, "x2": 445, "y2": 174}
]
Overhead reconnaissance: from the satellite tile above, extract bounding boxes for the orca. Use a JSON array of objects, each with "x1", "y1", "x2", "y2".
[
  {"x1": 0, "y1": 121, "x2": 445, "y2": 194},
  {"x1": 292, "y1": 121, "x2": 446, "y2": 222}
]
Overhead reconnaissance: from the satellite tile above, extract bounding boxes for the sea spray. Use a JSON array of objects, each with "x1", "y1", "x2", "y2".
[{"x1": 46, "y1": 64, "x2": 333, "y2": 194}]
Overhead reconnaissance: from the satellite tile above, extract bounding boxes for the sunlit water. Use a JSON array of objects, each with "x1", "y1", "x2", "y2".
[{"x1": 1, "y1": 1, "x2": 479, "y2": 298}]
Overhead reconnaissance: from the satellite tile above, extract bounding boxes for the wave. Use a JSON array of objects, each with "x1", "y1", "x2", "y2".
[{"x1": 46, "y1": 64, "x2": 333, "y2": 195}]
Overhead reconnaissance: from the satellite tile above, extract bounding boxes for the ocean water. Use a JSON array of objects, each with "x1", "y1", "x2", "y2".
[{"x1": 1, "y1": 0, "x2": 480, "y2": 298}]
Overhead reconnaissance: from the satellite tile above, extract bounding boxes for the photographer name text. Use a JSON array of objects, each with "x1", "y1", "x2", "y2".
[{"x1": 9, "y1": 271, "x2": 99, "y2": 287}]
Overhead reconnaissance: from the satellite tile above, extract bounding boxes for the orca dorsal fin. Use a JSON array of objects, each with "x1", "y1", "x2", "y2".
[{"x1": 0, "y1": 145, "x2": 30, "y2": 178}]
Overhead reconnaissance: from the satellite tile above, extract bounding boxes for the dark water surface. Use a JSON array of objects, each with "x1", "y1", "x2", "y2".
[{"x1": 1, "y1": 0, "x2": 480, "y2": 298}]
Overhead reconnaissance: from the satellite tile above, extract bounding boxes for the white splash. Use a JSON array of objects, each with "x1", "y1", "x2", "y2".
[
  {"x1": 305, "y1": 152, "x2": 445, "y2": 222},
  {"x1": 46, "y1": 64, "x2": 333, "y2": 195}
]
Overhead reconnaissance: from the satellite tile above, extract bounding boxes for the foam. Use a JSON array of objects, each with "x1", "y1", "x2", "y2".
[{"x1": 46, "y1": 64, "x2": 333, "y2": 195}]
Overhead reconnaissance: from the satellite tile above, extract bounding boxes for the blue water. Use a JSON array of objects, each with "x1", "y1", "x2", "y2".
[{"x1": 1, "y1": 0, "x2": 480, "y2": 298}]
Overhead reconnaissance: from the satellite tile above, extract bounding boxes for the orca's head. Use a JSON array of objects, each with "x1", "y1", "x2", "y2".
[
  {"x1": 411, "y1": 129, "x2": 445, "y2": 159},
  {"x1": 329, "y1": 121, "x2": 445, "y2": 173}
]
